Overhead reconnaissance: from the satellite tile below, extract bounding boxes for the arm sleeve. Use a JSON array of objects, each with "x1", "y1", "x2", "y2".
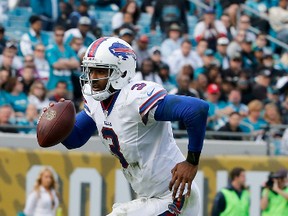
[
  {"x1": 62, "y1": 110, "x2": 97, "y2": 149},
  {"x1": 211, "y1": 192, "x2": 226, "y2": 216},
  {"x1": 23, "y1": 192, "x2": 37, "y2": 215},
  {"x1": 154, "y1": 94, "x2": 209, "y2": 152}
]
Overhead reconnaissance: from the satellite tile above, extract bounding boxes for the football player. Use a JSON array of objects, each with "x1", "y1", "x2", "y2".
[{"x1": 56, "y1": 37, "x2": 208, "y2": 215}]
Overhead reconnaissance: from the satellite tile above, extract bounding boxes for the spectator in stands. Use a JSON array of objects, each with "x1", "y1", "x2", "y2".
[
  {"x1": 6, "y1": 40, "x2": 19, "y2": 57},
  {"x1": 226, "y1": 29, "x2": 246, "y2": 58},
  {"x1": 112, "y1": 1, "x2": 141, "y2": 31},
  {"x1": 18, "y1": 55, "x2": 39, "y2": 80},
  {"x1": 23, "y1": 54, "x2": 36, "y2": 69},
  {"x1": 169, "y1": 71, "x2": 198, "y2": 98},
  {"x1": 69, "y1": 2, "x2": 97, "y2": 29},
  {"x1": 240, "y1": 37, "x2": 257, "y2": 69},
  {"x1": 46, "y1": 25, "x2": 79, "y2": 99},
  {"x1": 55, "y1": 1, "x2": 73, "y2": 30},
  {"x1": 195, "y1": 49, "x2": 218, "y2": 79},
  {"x1": 211, "y1": 167, "x2": 249, "y2": 216},
  {"x1": 0, "y1": 47, "x2": 23, "y2": 77},
  {"x1": 149, "y1": 46, "x2": 165, "y2": 74},
  {"x1": 133, "y1": 35, "x2": 150, "y2": 70},
  {"x1": 237, "y1": 15, "x2": 256, "y2": 41},
  {"x1": 28, "y1": 80, "x2": 50, "y2": 113},
  {"x1": 261, "y1": 169, "x2": 288, "y2": 216},
  {"x1": 64, "y1": 16, "x2": 96, "y2": 47},
  {"x1": 241, "y1": 99, "x2": 267, "y2": 133},
  {"x1": 245, "y1": 0, "x2": 270, "y2": 33},
  {"x1": 20, "y1": 15, "x2": 50, "y2": 56},
  {"x1": 0, "y1": 25, "x2": 6, "y2": 55},
  {"x1": 216, "y1": 112, "x2": 244, "y2": 140},
  {"x1": 118, "y1": 28, "x2": 135, "y2": 46},
  {"x1": 167, "y1": 39, "x2": 199, "y2": 77},
  {"x1": 161, "y1": 23, "x2": 183, "y2": 59},
  {"x1": 3, "y1": 77, "x2": 28, "y2": 117},
  {"x1": 220, "y1": 13, "x2": 236, "y2": 41},
  {"x1": 221, "y1": 52, "x2": 243, "y2": 86},
  {"x1": 226, "y1": 89, "x2": 249, "y2": 117},
  {"x1": 259, "y1": 52, "x2": 285, "y2": 86},
  {"x1": 20, "y1": 66, "x2": 36, "y2": 95},
  {"x1": 264, "y1": 102, "x2": 282, "y2": 125},
  {"x1": 34, "y1": 44, "x2": 50, "y2": 86},
  {"x1": 0, "y1": 105, "x2": 17, "y2": 133},
  {"x1": 203, "y1": 64, "x2": 221, "y2": 85},
  {"x1": 194, "y1": 39, "x2": 208, "y2": 69},
  {"x1": 253, "y1": 33, "x2": 268, "y2": 52},
  {"x1": 236, "y1": 70, "x2": 253, "y2": 105},
  {"x1": 254, "y1": 47, "x2": 264, "y2": 67},
  {"x1": 219, "y1": 0, "x2": 246, "y2": 27},
  {"x1": 180, "y1": 64, "x2": 195, "y2": 83},
  {"x1": 30, "y1": 0, "x2": 60, "y2": 31},
  {"x1": 150, "y1": 0, "x2": 188, "y2": 37},
  {"x1": 158, "y1": 63, "x2": 176, "y2": 92},
  {"x1": 0, "y1": 68, "x2": 10, "y2": 90},
  {"x1": 17, "y1": 104, "x2": 38, "y2": 134},
  {"x1": 269, "y1": 0, "x2": 288, "y2": 44},
  {"x1": 214, "y1": 37, "x2": 230, "y2": 70},
  {"x1": 216, "y1": 88, "x2": 249, "y2": 126},
  {"x1": 70, "y1": 37, "x2": 84, "y2": 57},
  {"x1": 49, "y1": 80, "x2": 68, "y2": 102},
  {"x1": 133, "y1": 58, "x2": 162, "y2": 84},
  {"x1": 194, "y1": 8, "x2": 227, "y2": 51},
  {"x1": 141, "y1": 0, "x2": 157, "y2": 14},
  {"x1": 264, "y1": 102, "x2": 284, "y2": 152},
  {"x1": 23, "y1": 166, "x2": 59, "y2": 215},
  {"x1": 206, "y1": 83, "x2": 227, "y2": 130},
  {"x1": 194, "y1": 73, "x2": 208, "y2": 100},
  {"x1": 267, "y1": 88, "x2": 282, "y2": 109},
  {"x1": 251, "y1": 69, "x2": 271, "y2": 101}
]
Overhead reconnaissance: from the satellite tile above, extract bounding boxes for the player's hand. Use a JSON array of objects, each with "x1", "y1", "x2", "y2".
[
  {"x1": 42, "y1": 98, "x2": 65, "y2": 112},
  {"x1": 169, "y1": 161, "x2": 198, "y2": 201}
]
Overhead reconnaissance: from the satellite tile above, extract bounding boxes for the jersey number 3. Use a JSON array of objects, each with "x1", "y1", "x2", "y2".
[{"x1": 102, "y1": 127, "x2": 129, "y2": 168}]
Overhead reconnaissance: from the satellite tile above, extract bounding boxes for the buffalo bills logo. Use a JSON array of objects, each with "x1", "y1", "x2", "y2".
[
  {"x1": 168, "y1": 203, "x2": 181, "y2": 215},
  {"x1": 109, "y1": 42, "x2": 136, "y2": 61}
]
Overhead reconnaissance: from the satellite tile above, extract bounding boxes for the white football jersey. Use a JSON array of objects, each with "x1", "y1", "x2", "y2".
[{"x1": 84, "y1": 80, "x2": 185, "y2": 198}]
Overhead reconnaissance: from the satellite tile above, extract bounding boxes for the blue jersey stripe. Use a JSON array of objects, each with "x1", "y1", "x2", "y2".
[{"x1": 139, "y1": 90, "x2": 167, "y2": 116}]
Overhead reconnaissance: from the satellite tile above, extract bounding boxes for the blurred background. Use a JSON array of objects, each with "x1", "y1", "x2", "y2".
[{"x1": 0, "y1": 0, "x2": 288, "y2": 215}]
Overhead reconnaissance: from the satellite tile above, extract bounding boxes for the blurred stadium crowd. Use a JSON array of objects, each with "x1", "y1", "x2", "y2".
[{"x1": 0, "y1": 0, "x2": 287, "y2": 150}]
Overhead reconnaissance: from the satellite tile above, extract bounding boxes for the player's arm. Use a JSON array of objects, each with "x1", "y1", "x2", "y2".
[
  {"x1": 62, "y1": 110, "x2": 97, "y2": 149},
  {"x1": 154, "y1": 94, "x2": 209, "y2": 162},
  {"x1": 154, "y1": 94, "x2": 209, "y2": 200}
]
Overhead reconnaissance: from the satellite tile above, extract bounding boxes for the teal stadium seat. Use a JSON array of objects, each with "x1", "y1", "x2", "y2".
[{"x1": 4, "y1": 7, "x2": 32, "y2": 41}]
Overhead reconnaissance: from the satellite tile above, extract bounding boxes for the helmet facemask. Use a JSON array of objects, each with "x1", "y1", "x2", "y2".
[{"x1": 80, "y1": 63, "x2": 122, "y2": 101}]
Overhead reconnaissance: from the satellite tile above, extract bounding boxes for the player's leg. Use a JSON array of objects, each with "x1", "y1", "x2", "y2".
[
  {"x1": 180, "y1": 182, "x2": 201, "y2": 216},
  {"x1": 107, "y1": 195, "x2": 171, "y2": 216}
]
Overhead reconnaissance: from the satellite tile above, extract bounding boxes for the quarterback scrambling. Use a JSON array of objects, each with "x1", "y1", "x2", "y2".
[{"x1": 52, "y1": 37, "x2": 208, "y2": 215}]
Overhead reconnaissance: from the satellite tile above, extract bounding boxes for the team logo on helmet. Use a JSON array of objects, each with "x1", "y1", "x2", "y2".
[
  {"x1": 109, "y1": 42, "x2": 136, "y2": 61},
  {"x1": 168, "y1": 203, "x2": 181, "y2": 215}
]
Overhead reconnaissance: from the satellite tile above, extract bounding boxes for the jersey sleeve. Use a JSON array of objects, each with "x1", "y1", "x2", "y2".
[
  {"x1": 83, "y1": 94, "x2": 95, "y2": 118},
  {"x1": 133, "y1": 82, "x2": 167, "y2": 117},
  {"x1": 124, "y1": 81, "x2": 167, "y2": 124}
]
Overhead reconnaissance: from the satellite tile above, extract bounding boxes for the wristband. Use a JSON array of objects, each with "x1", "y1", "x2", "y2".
[{"x1": 186, "y1": 151, "x2": 201, "y2": 165}]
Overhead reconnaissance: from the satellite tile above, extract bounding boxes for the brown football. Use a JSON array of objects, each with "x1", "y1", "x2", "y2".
[{"x1": 37, "y1": 100, "x2": 76, "y2": 147}]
